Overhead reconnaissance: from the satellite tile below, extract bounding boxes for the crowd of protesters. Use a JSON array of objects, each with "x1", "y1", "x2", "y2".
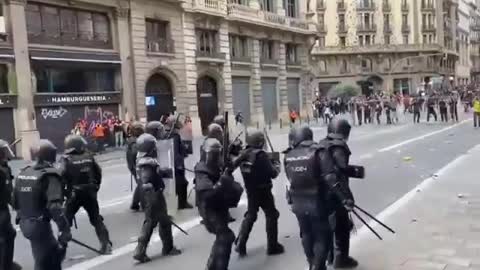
[{"x1": 71, "y1": 116, "x2": 126, "y2": 152}]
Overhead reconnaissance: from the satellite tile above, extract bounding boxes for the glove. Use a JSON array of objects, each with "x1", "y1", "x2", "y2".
[
  {"x1": 343, "y1": 199, "x2": 354, "y2": 212},
  {"x1": 58, "y1": 230, "x2": 72, "y2": 248},
  {"x1": 220, "y1": 174, "x2": 234, "y2": 186}
]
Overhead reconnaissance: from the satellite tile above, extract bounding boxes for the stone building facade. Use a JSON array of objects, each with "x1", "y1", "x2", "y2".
[
  {"x1": 0, "y1": 0, "x2": 315, "y2": 158},
  {"x1": 312, "y1": 0, "x2": 459, "y2": 96}
]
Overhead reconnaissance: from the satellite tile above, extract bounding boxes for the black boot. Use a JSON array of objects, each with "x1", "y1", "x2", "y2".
[
  {"x1": 11, "y1": 262, "x2": 22, "y2": 270},
  {"x1": 94, "y1": 222, "x2": 112, "y2": 255},
  {"x1": 133, "y1": 242, "x2": 151, "y2": 263},
  {"x1": 100, "y1": 241, "x2": 113, "y2": 255},
  {"x1": 159, "y1": 222, "x2": 182, "y2": 256},
  {"x1": 177, "y1": 186, "x2": 193, "y2": 210},
  {"x1": 266, "y1": 217, "x2": 284, "y2": 256},
  {"x1": 334, "y1": 256, "x2": 358, "y2": 269},
  {"x1": 234, "y1": 237, "x2": 247, "y2": 257}
]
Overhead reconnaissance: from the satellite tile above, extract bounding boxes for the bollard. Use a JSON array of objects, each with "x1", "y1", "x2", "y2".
[
  {"x1": 269, "y1": 120, "x2": 272, "y2": 130},
  {"x1": 280, "y1": 118, "x2": 283, "y2": 129}
]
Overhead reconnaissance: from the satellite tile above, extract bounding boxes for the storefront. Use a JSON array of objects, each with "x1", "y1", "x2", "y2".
[
  {"x1": 34, "y1": 93, "x2": 121, "y2": 150},
  {"x1": 0, "y1": 95, "x2": 17, "y2": 148}
]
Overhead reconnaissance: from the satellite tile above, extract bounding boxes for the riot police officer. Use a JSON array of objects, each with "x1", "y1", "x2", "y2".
[
  {"x1": 133, "y1": 133, "x2": 181, "y2": 263},
  {"x1": 164, "y1": 116, "x2": 192, "y2": 209},
  {"x1": 0, "y1": 140, "x2": 21, "y2": 270},
  {"x1": 60, "y1": 135, "x2": 112, "y2": 254},
  {"x1": 235, "y1": 129, "x2": 284, "y2": 257},
  {"x1": 127, "y1": 122, "x2": 145, "y2": 211},
  {"x1": 319, "y1": 119, "x2": 358, "y2": 268},
  {"x1": 284, "y1": 125, "x2": 354, "y2": 270},
  {"x1": 213, "y1": 115, "x2": 242, "y2": 156},
  {"x1": 145, "y1": 121, "x2": 164, "y2": 139},
  {"x1": 195, "y1": 138, "x2": 243, "y2": 270},
  {"x1": 14, "y1": 140, "x2": 71, "y2": 270}
]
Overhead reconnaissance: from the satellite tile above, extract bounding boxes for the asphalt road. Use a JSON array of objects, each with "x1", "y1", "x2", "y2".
[{"x1": 10, "y1": 115, "x2": 479, "y2": 270}]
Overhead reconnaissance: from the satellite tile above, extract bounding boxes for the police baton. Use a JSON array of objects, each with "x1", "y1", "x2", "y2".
[
  {"x1": 351, "y1": 210, "x2": 383, "y2": 240},
  {"x1": 73, "y1": 215, "x2": 78, "y2": 230},
  {"x1": 263, "y1": 128, "x2": 275, "y2": 152},
  {"x1": 354, "y1": 205, "x2": 395, "y2": 234},
  {"x1": 71, "y1": 238, "x2": 103, "y2": 255},
  {"x1": 168, "y1": 216, "x2": 188, "y2": 235},
  {"x1": 9, "y1": 138, "x2": 22, "y2": 148},
  {"x1": 130, "y1": 174, "x2": 133, "y2": 192}
]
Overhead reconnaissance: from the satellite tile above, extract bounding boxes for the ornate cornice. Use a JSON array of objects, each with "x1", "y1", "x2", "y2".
[{"x1": 5, "y1": 0, "x2": 27, "y2": 6}]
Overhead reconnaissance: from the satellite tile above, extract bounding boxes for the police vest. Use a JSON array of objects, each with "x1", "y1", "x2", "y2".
[
  {"x1": 239, "y1": 148, "x2": 272, "y2": 190},
  {"x1": 284, "y1": 141, "x2": 321, "y2": 197},
  {"x1": 15, "y1": 166, "x2": 60, "y2": 218},
  {"x1": 0, "y1": 164, "x2": 12, "y2": 208},
  {"x1": 65, "y1": 153, "x2": 96, "y2": 187}
]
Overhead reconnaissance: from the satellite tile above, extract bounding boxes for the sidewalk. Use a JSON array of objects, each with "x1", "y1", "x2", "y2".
[{"x1": 351, "y1": 144, "x2": 480, "y2": 270}]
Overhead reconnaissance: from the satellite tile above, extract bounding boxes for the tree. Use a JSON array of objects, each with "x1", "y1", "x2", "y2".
[{"x1": 328, "y1": 84, "x2": 361, "y2": 99}]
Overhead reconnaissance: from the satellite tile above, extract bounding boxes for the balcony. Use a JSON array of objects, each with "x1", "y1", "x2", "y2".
[
  {"x1": 195, "y1": 50, "x2": 226, "y2": 63},
  {"x1": 357, "y1": 1, "x2": 375, "y2": 11},
  {"x1": 317, "y1": 0, "x2": 326, "y2": 10},
  {"x1": 421, "y1": 3, "x2": 435, "y2": 11},
  {"x1": 260, "y1": 58, "x2": 278, "y2": 66},
  {"x1": 422, "y1": 24, "x2": 436, "y2": 32},
  {"x1": 264, "y1": 11, "x2": 286, "y2": 25},
  {"x1": 288, "y1": 17, "x2": 309, "y2": 30},
  {"x1": 192, "y1": 0, "x2": 226, "y2": 15},
  {"x1": 146, "y1": 38, "x2": 175, "y2": 54},
  {"x1": 401, "y1": 24, "x2": 410, "y2": 33},
  {"x1": 382, "y1": 1, "x2": 391, "y2": 12},
  {"x1": 231, "y1": 55, "x2": 251, "y2": 63},
  {"x1": 227, "y1": 3, "x2": 260, "y2": 18},
  {"x1": 401, "y1": 2, "x2": 409, "y2": 12},
  {"x1": 27, "y1": 31, "x2": 112, "y2": 49},
  {"x1": 337, "y1": 1, "x2": 346, "y2": 12},
  {"x1": 311, "y1": 43, "x2": 444, "y2": 56},
  {"x1": 383, "y1": 24, "x2": 392, "y2": 33},
  {"x1": 357, "y1": 23, "x2": 377, "y2": 33}
]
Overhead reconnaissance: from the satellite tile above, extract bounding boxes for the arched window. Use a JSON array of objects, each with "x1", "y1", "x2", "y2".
[{"x1": 361, "y1": 58, "x2": 372, "y2": 71}]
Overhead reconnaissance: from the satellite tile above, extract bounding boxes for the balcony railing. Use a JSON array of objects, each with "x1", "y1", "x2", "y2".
[
  {"x1": 311, "y1": 43, "x2": 444, "y2": 55},
  {"x1": 401, "y1": 2, "x2": 409, "y2": 11},
  {"x1": 227, "y1": 3, "x2": 260, "y2": 17},
  {"x1": 337, "y1": 1, "x2": 346, "y2": 11},
  {"x1": 264, "y1": 11, "x2": 286, "y2": 25},
  {"x1": 193, "y1": 0, "x2": 226, "y2": 13},
  {"x1": 231, "y1": 55, "x2": 251, "y2": 63},
  {"x1": 196, "y1": 50, "x2": 226, "y2": 61},
  {"x1": 422, "y1": 24, "x2": 436, "y2": 32},
  {"x1": 357, "y1": 23, "x2": 377, "y2": 32},
  {"x1": 401, "y1": 24, "x2": 410, "y2": 32},
  {"x1": 421, "y1": 2, "x2": 435, "y2": 11},
  {"x1": 317, "y1": 0, "x2": 326, "y2": 10},
  {"x1": 382, "y1": 1, "x2": 391, "y2": 12},
  {"x1": 357, "y1": 1, "x2": 375, "y2": 10},
  {"x1": 261, "y1": 58, "x2": 278, "y2": 65},
  {"x1": 288, "y1": 17, "x2": 309, "y2": 30},
  {"x1": 146, "y1": 38, "x2": 175, "y2": 54}
]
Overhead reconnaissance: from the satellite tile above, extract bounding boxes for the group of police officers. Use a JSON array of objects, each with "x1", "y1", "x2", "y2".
[{"x1": 0, "y1": 112, "x2": 361, "y2": 270}]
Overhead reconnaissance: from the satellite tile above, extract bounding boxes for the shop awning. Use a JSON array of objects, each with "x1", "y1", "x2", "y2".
[{"x1": 29, "y1": 49, "x2": 121, "y2": 64}]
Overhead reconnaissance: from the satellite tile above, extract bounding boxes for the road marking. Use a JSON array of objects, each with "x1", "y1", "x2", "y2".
[
  {"x1": 64, "y1": 198, "x2": 248, "y2": 270},
  {"x1": 377, "y1": 119, "x2": 470, "y2": 152}
]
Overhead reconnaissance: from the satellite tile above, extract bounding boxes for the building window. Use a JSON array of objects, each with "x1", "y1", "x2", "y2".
[
  {"x1": 361, "y1": 58, "x2": 372, "y2": 71},
  {"x1": 26, "y1": 3, "x2": 111, "y2": 48},
  {"x1": 261, "y1": 0, "x2": 275, "y2": 12},
  {"x1": 403, "y1": 34, "x2": 409, "y2": 44},
  {"x1": 341, "y1": 59, "x2": 348, "y2": 73},
  {"x1": 358, "y1": 35, "x2": 364, "y2": 46},
  {"x1": 260, "y1": 40, "x2": 276, "y2": 61},
  {"x1": 286, "y1": 43, "x2": 299, "y2": 64},
  {"x1": 339, "y1": 14, "x2": 346, "y2": 31},
  {"x1": 318, "y1": 13, "x2": 325, "y2": 27},
  {"x1": 196, "y1": 29, "x2": 218, "y2": 56},
  {"x1": 146, "y1": 20, "x2": 172, "y2": 53},
  {"x1": 318, "y1": 36, "x2": 325, "y2": 47},
  {"x1": 229, "y1": 34, "x2": 249, "y2": 60},
  {"x1": 230, "y1": 0, "x2": 249, "y2": 5},
  {"x1": 385, "y1": 34, "x2": 391, "y2": 44},
  {"x1": 319, "y1": 60, "x2": 327, "y2": 73},
  {"x1": 340, "y1": 36, "x2": 346, "y2": 47},
  {"x1": 384, "y1": 14, "x2": 390, "y2": 25},
  {"x1": 402, "y1": 14, "x2": 408, "y2": 26},
  {"x1": 386, "y1": 58, "x2": 392, "y2": 70},
  {"x1": 34, "y1": 64, "x2": 116, "y2": 93},
  {"x1": 286, "y1": 0, "x2": 297, "y2": 18},
  {"x1": 365, "y1": 35, "x2": 371, "y2": 45},
  {"x1": 0, "y1": 64, "x2": 7, "y2": 93}
]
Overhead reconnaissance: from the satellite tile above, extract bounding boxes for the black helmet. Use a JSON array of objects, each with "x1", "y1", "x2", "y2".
[
  {"x1": 203, "y1": 138, "x2": 223, "y2": 167},
  {"x1": 207, "y1": 123, "x2": 223, "y2": 142},
  {"x1": 130, "y1": 122, "x2": 144, "y2": 137},
  {"x1": 0, "y1": 139, "x2": 14, "y2": 161},
  {"x1": 246, "y1": 128, "x2": 265, "y2": 148},
  {"x1": 292, "y1": 125, "x2": 313, "y2": 146},
  {"x1": 327, "y1": 118, "x2": 351, "y2": 141},
  {"x1": 136, "y1": 133, "x2": 157, "y2": 158},
  {"x1": 64, "y1": 134, "x2": 87, "y2": 154},
  {"x1": 145, "y1": 121, "x2": 164, "y2": 139},
  {"x1": 213, "y1": 115, "x2": 225, "y2": 128},
  {"x1": 32, "y1": 139, "x2": 57, "y2": 163}
]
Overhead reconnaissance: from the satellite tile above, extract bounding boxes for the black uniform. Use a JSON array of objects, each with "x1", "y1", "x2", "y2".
[
  {"x1": 355, "y1": 103, "x2": 362, "y2": 126},
  {"x1": 439, "y1": 100, "x2": 448, "y2": 122},
  {"x1": 195, "y1": 138, "x2": 243, "y2": 270},
  {"x1": 364, "y1": 103, "x2": 371, "y2": 124},
  {"x1": 427, "y1": 98, "x2": 438, "y2": 122},
  {"x1": 320, "y1": 120, "x2": 358, "y2": 269},
  {"x1": 284, "y1": 126, "x2": 354, "y2": 270},
  {"x1": 165, "y1": 130, "x2": 191, "y2": 209},
  {"x1": 0, "y1": 141, "x2": 20, "y2": 270},
  {"x1": 133, "y1": 133, "x2": 181, "y2": 263},
  {"x1": 413, "y1": 99, "x2": 421, "y2": 123},
  {"x1": 14, "y1": 140, "x2": 71, "y2": 270},
  {"x1": 235, "y1": 130, "x2": 283, "y2": 257},
  {"x1": 60, "y1": 138, "x2": 111, "y2": 254},
  {"x1": 127, "y1": 122, "x2": 145, "y2": 211},
  {"x1": 449, "y1": 97, "x2": 459, "y2": 122}
]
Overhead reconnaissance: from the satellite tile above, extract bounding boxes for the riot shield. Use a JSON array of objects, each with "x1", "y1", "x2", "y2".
[
  {"x1": 157, "y1": 138, "x2": 176, "y2": 196},
  {"x1": 178, "y1": 115, "x2": 193, "y2": 155}
]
